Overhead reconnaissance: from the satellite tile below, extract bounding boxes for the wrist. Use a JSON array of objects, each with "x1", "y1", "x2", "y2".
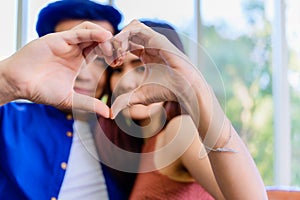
[
  {"x1": 199, "y1": 119, "x2": 237, "y2": 158},
  {"x1": 209, "y1": 119, "x2": 233, "y2": 148},
  {"x1": 204, "y1": 117, "x2": 236, "y2": 150},
  {"x1": 0, "y1": 58, "x2": 21, "y2": 104}
]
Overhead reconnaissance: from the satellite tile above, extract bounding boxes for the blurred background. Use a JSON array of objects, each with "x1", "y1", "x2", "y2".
[{"x1": 1, "y1": 0, "x2": 299, "y2": 188}]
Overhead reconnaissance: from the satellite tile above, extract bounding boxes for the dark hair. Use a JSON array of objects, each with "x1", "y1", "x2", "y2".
[
  {"x1": 138, "y1": 19, "x2": 186, "y2": 123},
  {"x1": 36, "y1": 0, "x2": 122, "y2": 37},
  {"x1": 95, "y1": 116, "x2": 143, "y2": 198},
  {"x1": 140, "y1": 19, "x2": 185, "y2": 53}
]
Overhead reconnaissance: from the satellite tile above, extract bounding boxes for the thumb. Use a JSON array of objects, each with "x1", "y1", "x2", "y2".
[
  {"x1": 72, "y1": 93, "x2": 110, "y2": 118},
  {"x1": 110, "y1": 84, "x2": 176, "y2": 119},
  {"x1": 110, "y1": 91, "x2": 138, "y2": 119}
]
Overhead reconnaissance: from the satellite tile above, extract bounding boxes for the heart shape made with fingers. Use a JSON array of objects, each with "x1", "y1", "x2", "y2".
[{"x1": 89, "y1": 19, "x2": 199, "y2": 119}]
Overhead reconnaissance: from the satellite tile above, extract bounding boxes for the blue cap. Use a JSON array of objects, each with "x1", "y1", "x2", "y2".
[{"x1": 36, "y1": 0, "x2": 122, "y2": 37}]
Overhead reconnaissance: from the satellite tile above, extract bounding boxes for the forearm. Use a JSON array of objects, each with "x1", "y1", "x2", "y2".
[
  {"x1": 179, "y1": 72, "x2": 227, "y2": 145},
  {"x1": 184, "y1": 74, "x2": 267, "y2": 199},
  {"x1": 208, "y1": 127, "x2": 267, "y2": 199}
]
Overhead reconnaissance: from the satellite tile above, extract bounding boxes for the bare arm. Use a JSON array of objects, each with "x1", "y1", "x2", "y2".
[
  {"x1": 164, "y1": 115, "x2": 225, "y2": 199},
  {"x1": 110, "y1": 19, "x2": 268, "y2": 199}
]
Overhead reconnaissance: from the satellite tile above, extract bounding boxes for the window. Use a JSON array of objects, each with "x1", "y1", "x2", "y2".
[
  {"x1": 5, "y1": 0, "x2": 300, "y2": 188},
  {"x1": 201, "y1": 0, "x2": 274, "y2": 185},
  {"x1": 286, "y1": 0, "x2": 300, "y2": 186}
]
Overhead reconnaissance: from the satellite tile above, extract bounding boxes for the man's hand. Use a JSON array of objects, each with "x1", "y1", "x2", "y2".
[{"x1": 0, "y1": 21, "x2": 112, "y2": 117}]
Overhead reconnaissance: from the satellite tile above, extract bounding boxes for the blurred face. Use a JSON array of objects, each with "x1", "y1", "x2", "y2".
[
  {"x1": 110, "y1": 53, "x2": 163, "y2": 121},
  {"x1": 55, "y1": 19, "x2": 114, "y2": 98}
]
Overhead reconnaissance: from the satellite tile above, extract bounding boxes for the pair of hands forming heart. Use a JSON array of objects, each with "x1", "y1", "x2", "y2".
[
  {"x1": 2, "y1": 19, "x2": 209, "y2": 130},
  {"x1": 94, "y1": 20, "x2": 228, "y2": 145},
  {"x1": 90, "y1": 20, "x2": 202, "y2": 119}
]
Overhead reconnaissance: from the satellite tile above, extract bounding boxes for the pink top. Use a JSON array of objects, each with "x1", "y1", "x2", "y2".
[{"x1": 130, "y1": 133, "x2": 215, "y2": 200}]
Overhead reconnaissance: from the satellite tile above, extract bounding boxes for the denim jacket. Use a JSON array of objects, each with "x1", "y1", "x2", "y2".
[{"x1": 0, "y1": 102, "x2": 124, "y2": 200}]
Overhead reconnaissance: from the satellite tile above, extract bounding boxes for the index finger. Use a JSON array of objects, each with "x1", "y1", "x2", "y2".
[
  {"x1": 73, "y1": 92, "x2": 110, "y2": 118},
  {"x1": 61, "y1": 28, "x2": 113, "y2": 45}
]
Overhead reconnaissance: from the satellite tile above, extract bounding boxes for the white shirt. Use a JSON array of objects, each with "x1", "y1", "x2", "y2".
[{"x1": 58, "y1": 120, "x2": 109, "y2": 200}]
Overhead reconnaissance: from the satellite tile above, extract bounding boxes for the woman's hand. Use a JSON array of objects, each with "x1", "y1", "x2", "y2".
[{"x1": 106, "y1": 20, "x2": 217, "y2": 140}]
